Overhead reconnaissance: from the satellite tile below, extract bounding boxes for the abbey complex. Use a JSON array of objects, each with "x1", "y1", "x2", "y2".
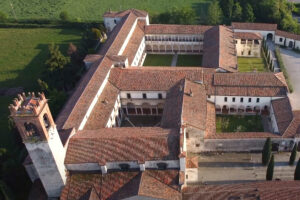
[{"x1": 9, "y1": 9, "x2": 300, "y2": 200}]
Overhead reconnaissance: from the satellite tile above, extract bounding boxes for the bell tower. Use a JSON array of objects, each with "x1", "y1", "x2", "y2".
[{"x1": 9, "y1": 92, "x2": 66, "y2": 198}]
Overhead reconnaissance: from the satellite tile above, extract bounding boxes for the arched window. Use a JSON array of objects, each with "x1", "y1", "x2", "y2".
[
  {"x1": 24, "y1": 122, "x2": 39, "y2": 137},
  {"x1": 43, "y1": 114, "x2": 50, "y2": 129}
]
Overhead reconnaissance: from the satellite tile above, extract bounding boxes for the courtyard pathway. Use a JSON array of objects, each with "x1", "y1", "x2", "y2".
[
  {"x1": 280, "y1": 48, "x2": 300, "y2": 110},
  {"x1": 171, "y1": 54, "x2": 178, "y2": 67},
  {"x1": 266, "y1": 40, "x2": 280, "y2": 72}
]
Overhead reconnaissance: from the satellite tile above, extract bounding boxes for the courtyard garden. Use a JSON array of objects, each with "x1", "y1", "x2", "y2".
[
  {"x1": 238, "y1": 57, "x2": 268, "y2": 72},
  {"x1": 176, "y1": 55, "x2": 202, "y2": 66},
  {"x1": 143, "y1": 54, "x2": 173, "y2": 66},
  {"x1": 216, "y1": 115, "x2": 264, "y2": 133}
]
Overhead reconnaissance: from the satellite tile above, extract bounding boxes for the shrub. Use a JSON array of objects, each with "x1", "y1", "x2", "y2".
[
  {"x1": 294, "y1": 158, "x2": 300, "y2": 180},
  {"x1": 0, "y1": 11, "x2": 7, "y2": 22},
  {"x1": 289, "y1": 143, "x2": 298, "y2": 165},
  {"x1": 266, "y1": 154, "x2": 274, "y2": 181},
  {"x1": 262, "y1": 138, "x2": 272, "y2": 165},
  {"x1": 59, "y1": 11, "x2": 69, "y2": 21}
]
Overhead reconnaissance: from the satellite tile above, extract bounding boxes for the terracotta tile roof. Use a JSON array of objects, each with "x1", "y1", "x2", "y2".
[
  {"x1": 65, "y1": 127, "x2": 179, "y2": 164},
  {"x1": 145, "y1": 24, "x2": 212, "y2": 35},
  {"x1": 83, "y1": 82, "x2": 119, "y2": 130},
  {"x1": 61, "y1": 170, "x2": 180, "y2": 200},
  {"x1": 232, "y1": 22, "x2": 277, "y2": 31},
  {"x1": 83, "y1": 54, "x2": 103, "y2": 64},
  {"x1": 283, "y1": 111, "x2": 300, "y2": 138},
  {"x1": 186, "y1": 156, "x2": 198, "y2": 168},
  {"x1": 275, "y1": 72, "x2": 289, "y2": 91},
  {"x1": 103, "y1": 9, "x2": 148, "y2": 18},
  {"x1": 271, "y1": 97, "x2": 293, "y2": 135},
  {"x1": 182, "y1": 180, "x2": 300, "y2": 200},
  {"x1": 182, "y1": 80, "x2": 207, "y2": 130},
  {"x1": 122, "y1": 20, "x2": 145, "y2": 65},
  {"x1": 79, "y1": 188, "x2": 100, "y2": 200},
  {"x1": 205, "y1": 102, "x2": 216, "y2": 137},
  {"x1": 276, "y1": 30, "x2": 300, "y2": 40},
  {"x1": 205, "y1": 132, "x2": 279, "y2": 139},
  {"x1": 203, "y1": 26, "x2": 238, "y2": 72},
  {"x1": 234, "y1": 32, "x2": 263, "y2": 40},
  {"x1": 55, "y1": 57, "x2": 113, "y2": 130}
]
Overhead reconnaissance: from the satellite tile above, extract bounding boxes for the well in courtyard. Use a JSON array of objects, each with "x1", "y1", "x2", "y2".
[
  {"x1": 143, "y1": 54, "x2": 172, "y2": 66},
  {"x1": 238, "y1": 57, "x2": 267, "y2": 72},
  {"x1": 216, "y1": 115, "x2": 264, "y2": 133}
]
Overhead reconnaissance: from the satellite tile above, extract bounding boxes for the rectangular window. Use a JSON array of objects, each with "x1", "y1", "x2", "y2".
[
  {"x1": 127, "y1": 93, "x2": 131, "y2": 99},
  {"x1": 256, "y1": 98, "x2": 260, "y2": 103},
  {"x1": 208, "y1": 95, "x2": 211, "y2": 98},
  {"x1": 248, "y1": 50, "x2": 251, "y2": 55},
  {"x1": 240, "y1": 97, "x2": 244, "y2": 103},
  {"x1": 280, "y1": 38, "x2": 283, "y2": 42},
  {"x1": 248, "y1": 98, "x2": 252, "y2": 103},
  {"x1": 232, "y1": 97, "x2": 236, "y2": 102},
  {"x1": 142, "y1": 93, "x2": 147, "y2": 99},
  {"x1": 224, "y1": 97, "x2": 228, "y2": 102},
  {"x1": 158, "y1": 93, "x2": 162, "y2": 99}
]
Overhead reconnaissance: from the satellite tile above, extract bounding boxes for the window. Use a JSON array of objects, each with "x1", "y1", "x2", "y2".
[
  {"x1": 241, "y1": 39, "x2": 246, "y2": 44},
  {"x1": 158, "y1": 93, "x2": 162, "y2": 99},
  {"x1": 24, "y1": 122, "x2": 39, "y2": 137},
  {"x1": 114, "y1": 19, "x2": 117, "y2": 24},
  {"x1": 235, "y1": 40, "x2": 238, "y2": 44},
  {"x1": 127, "y1": 93, "x2": 131, "y2": 99},
  {"x1": 142, "y1": 93, "x2": 147, "y2": 99},
  {"x1": 248, "y1": 50, "x2": 251, "y2": 55},
  {"x1": 240, "y1": 97, "x2": 244, "y2": 103},
  {"x1": 280, "y1": 38, "x2": 283, "y2": 42},
  {"x1": 248, "y1": 98, "x2": 252, "y2": 103},
  {"x1": 224, "y1": 97, "x2": 228, "y2": 102},
  {"x1": 196, "y1": 144, "x2": 200, "y2": 147},
  {"x1": 232, "y1": 97, "x2": 236, "y2": 102},
  {"x1": 241, "y1": 51, "x2": 244, "y2": 55},
  {"x1": 256, "y1": 98, "x2": 260, "y2": 103},
  {"x1": 43, "y1": 114, "x2": 50, "y2": 129},
  {"x1": 208, "y1": 95, "x2": 211, "y2": 98}
]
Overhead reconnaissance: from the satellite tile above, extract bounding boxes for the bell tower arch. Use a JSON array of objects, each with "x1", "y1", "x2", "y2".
[{"x1": 9, "y1": 92, "x2": 66, "y2": 197}]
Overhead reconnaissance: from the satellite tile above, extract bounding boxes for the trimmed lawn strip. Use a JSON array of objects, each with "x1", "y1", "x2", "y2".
[
  {"x1": 238, "y1": 57, "x2": 267, "y2": 72},
  {"x1": 143, "y1": 54, "x2": 173, "y2": 66},
  {"x1": 176, "y1": 55, "x2": 202, "y2": 66},
  {"x1": 216, "y1": 115, "x2": 264, "y2": 133}
]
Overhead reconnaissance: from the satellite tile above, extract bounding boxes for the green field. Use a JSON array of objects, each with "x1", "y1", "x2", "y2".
[
  {"x1": 238, "y1": 57, "x2": 268, "y2": 72},
  {"x1": 216, "y1": 115, "x2": 264, "y2": 133},
  {"x1": 0, "y1": 0, "x2": 211, "y2": 22},
  {"x1": 143, "y1": 54, "x2": 173, "y2": 66},
  {"x1": 177, "y1": 55, "x2": 202, "y2": 66}
]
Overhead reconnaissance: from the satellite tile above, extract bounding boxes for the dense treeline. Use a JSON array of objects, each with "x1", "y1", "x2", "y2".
[{"x1": 208, "y1": 0, "x2": 300, "y2": 33}]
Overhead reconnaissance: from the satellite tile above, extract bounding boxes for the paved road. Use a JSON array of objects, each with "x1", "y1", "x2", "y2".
[
  {"x1": 280, "y1": 48, "x2": 300, "y2": 110},
  {"x1": 193, "y1": 152, "x2": 299, "y2": 185}
]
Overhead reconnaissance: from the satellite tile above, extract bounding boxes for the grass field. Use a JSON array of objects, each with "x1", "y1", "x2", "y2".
[
  {"x1": 143, "y1": 54, "x2": 173, "y2": 66},
  {"x1": 216, "y1": 115, "x2": 264, "y2": 133},
  {"x1": 0, "y1": 0, "x2": 211, "y2": 22},
  {"x1": 176, "y1": 55, "x2": 202, "y2": 66},
  {"x1": 238, "y1": 57, "x2": 268, "y2": 72}
]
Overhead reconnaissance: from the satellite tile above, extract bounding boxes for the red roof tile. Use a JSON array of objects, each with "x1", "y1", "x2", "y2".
[
  {"x1": 65, "y1": 127, "x2": 179, "y2": 164},
  {"x1": 103, "y1": 9, "x2": 148, "y2": 18},
  {"x1": 276, "y1": 30, "x2": 300, "y2": 41},
  {"x1": 145, "y1": 24, "x2": 212, "y2": 35},
  {"x1": 232, "y1": 22, "x2": 277, "y2": 31},
  {"x1": 234, "y1": 32, "x2": 263, "y2": 40}
]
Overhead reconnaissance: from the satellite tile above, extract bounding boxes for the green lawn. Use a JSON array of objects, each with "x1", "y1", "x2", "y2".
[
  {"x1": 143, "y1": 54, "x2": 173, "y2": 66},
  {"x1": 238, "y1": 57, "x2": 268, "y2": 72},
  {"x1": 176, "y1": 55, "x2": 202, "y2": 66},
  {"x1": 216, "y1": 115, "x2": 264, "y2": 133},
  {"x1": 0, "y1": 0, "x2": 211, "y2": 22}
]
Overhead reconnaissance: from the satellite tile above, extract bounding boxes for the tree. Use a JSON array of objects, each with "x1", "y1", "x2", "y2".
[
  {"x1": 243, "y1": 3, "x2": 255, "y2": 22},
  {"x1": 232, "y1": 2, "x2": 243, "y2": 22},
  {"x1": 45, "y1": 43, "x2": 69, "y2": 72},
  {"x1": 266, "y1": 154, "x2": 274, "y2": 180},
  {"x1": 207, "y1": 0, "x2": 223, "y2": 25},
  {"x1": 262, "y1": 138, "x2": 272, "y2": 165},
  {"x1": 295, "y1": 158, "x2": 300, "y2": 180},
  {"x1": 0, "y1": 11, "x2": 7, "y2": 22},
  {"x1": 289, "y1": 143, "x2": 298, "y2": 165},
  {"x1": 220, "y1": 0, "x2": 234, "y2": 20},
  {"x1": 59, "y1": 11, "x2": 69, "y2": 21}
]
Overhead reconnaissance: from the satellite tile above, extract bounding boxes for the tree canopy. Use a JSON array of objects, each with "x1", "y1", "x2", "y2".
[{"x1": 207, "y1": 0, "x2": 223, "y2": 25}]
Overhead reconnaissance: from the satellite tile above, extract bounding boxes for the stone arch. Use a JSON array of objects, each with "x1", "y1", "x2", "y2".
[
  {"x1": 141, "y1": 103, "x2": 151, "y2": 115},
  {"x1": 229, "y1": 106, "x2": 237, "y2": 113},
  {"x1": 238, "y1": 105, "x2": 245, "y2": 113},
  {"x1": 222, "y1": 105, "x2": 229, "y2": 114},
  {"x1": 289, "y1": 41, "x2": 294, "y2": 48},
  {"x1": 157, "y1": 103, "x2": 164, "y2": 115},
  {"x1": 127, "y1": 103, "x2": 136, "y2": 115},
  {"x1": 246, "y1": 106, "x2": 253, "y2": 113},
  {"x1": 254, "y1": 106, "x2": 261, "y2": 113},
  {"x1": 267, "y1": 33, "x2": 273, "y2": 40},
  {"x1": 24, "y1": 122, "x2": 39, "y2": 137},
  {"x1": 215, "y1": 105, "x2": 221, "y2": 113}
]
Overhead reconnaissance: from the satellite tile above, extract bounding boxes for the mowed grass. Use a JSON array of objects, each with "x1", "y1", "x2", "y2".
[
  {"x1": 216, "y1": 115, "x2": 264, "y2": 133},
  {"x1": 143, "y1": 54, "x2": 173, "y2": 66},
  {"x1": 176, "y1": 55, "x2": 202, "y2": 66},
  {"x1": 238, "y1": 57, "x2": 268, "y2": 72},
  {"x1": 0, "y1": 28, "x2": 83, "y2": 150},
  {"x1": 0, "y1": 0, "x2": 211, "y2": 22}
]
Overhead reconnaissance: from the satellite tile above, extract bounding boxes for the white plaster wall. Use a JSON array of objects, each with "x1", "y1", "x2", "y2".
[
  {"x1": 120, "y1": 91, "x2": 166, "y2": 99},
  {"x1": 275, "y1": 35, "x2": 285, "y2": 46},
  {"x1": 24, "y1": 164, "x2": 39, "y2": 182},
  {"x1": 25, "y1": 127, "x2": 66, "y2": 197},
  {"x1": 234, "y1": 29, "x2": 275, "y2": 41},
  {"x1": 185, "y1": 168, "x2": 198, "y2": 184},
  {"x1": 270, "y1": 104, "x2": 279, "y2": 133},
  {"x1": 235, "y1": 39, "x2": 261, "y2": 57},
  {"x1": 295, "y1": 40, "x2": 300, "y2": 49},
  {"x1": 144, "y1": 160, "x2": 180, "y2": 169},
  {"x1": 103, "y1": 17, "x2": 122, "y2": 32},
  {"x1": 180, "y1": 157, "x2": 186, "y2": 172},
  {"x1": 131, "y1": 37, "x2": 145, "y2": 66},
  {"x1": 106, "y1": 95, "x2": 121, "y2": 128}
]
